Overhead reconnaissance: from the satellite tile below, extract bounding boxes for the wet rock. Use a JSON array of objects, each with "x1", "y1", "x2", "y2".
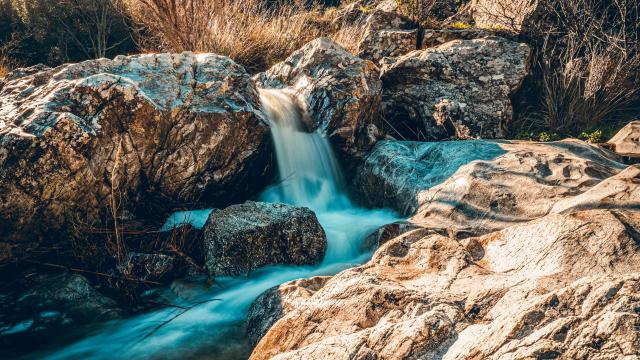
[
  {"x1": 608, "y1": 120, "x2": 640, "y2": 158},
  {"x1": 0, "y1": 273, "x2": 122, "y2": 340},
  {"x1": 255, "y1": 38, "x2": 382, "y2": 160},
  {"x1": 246, "y1": 276, "x2": 330, "y2": 347},
  {"x1": 0, "y1": 53, "x2": 273, "y2": 264},
  {"x1": 356, "y1": 139, "x2": 626, "y2": 235},
  {"x1": 250, "y1": 209, "x2": 640, "y2": 360},
  {"x1": 381, "y1": 37, "x2": 530, "y2": 140},
  {"x1": 119, "y1": 253, "x2": 177, "y2": 282},
  {"x1": 203, "y1": 202, "x2": 327, "y2": 277}
]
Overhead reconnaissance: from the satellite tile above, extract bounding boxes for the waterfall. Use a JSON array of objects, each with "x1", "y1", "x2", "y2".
[
  {"x1": 258, "y1": 88, "x2": 351, "y2": 212},
  {"x1": 43, "y1": 88, "x2": 399, "y2": 360}
]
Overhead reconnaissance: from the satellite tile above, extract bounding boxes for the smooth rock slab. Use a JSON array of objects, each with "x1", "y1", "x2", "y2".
[
  {"x1": 356, "y1": 139, "x2": 626, "y2": 236},
  {"x1": 203, "y1": 202, "x2": 327, "y2": 277},
  {"x1": 608, "y1": 120, "x2": 640, "y2": 158}
]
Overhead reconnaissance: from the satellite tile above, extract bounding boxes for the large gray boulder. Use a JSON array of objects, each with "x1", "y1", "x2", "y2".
[
  {"x1": 203, "y1": 202, "x2": 327, "y2": 277},
  {"x1": 250, "y1": 208, "x2": 640, "y2": 360},
  {"x1": 0, "y1": 53, "x2": 273, "y2": 263},
  {"x1": 255, "y1": 38, "x2": 382, "y2": 160},
  {"x1": 356, "y1": 139, "x2": 626, "y2": 236},
  {"x1": 381, "y1": 37, "x2": 531, "y2": 140}
]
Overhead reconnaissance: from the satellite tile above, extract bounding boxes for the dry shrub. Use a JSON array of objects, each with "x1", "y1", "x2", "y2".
[
  {"x1": 531, "y1": 0, "x2": 640, "y2": 134},
  {"x1": 126, "y1": 0, "x2": 335, "y2": 72}
]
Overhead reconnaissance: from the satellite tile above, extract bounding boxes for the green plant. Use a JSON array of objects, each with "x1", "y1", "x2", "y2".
[
  {"x1": 449, "y1": 21, "x2": 472, "y2": 29},
  {"x1": 578, "y1": 129, "x2": 603, "y2": 143},
  {"x1": 538, "y1": 131, "x2": 560, "y2": 142}
]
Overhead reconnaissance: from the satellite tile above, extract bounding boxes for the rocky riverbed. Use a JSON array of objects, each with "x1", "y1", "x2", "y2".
[{"x1": 1, "y1": 0, "x2": 639, "y2": 359}]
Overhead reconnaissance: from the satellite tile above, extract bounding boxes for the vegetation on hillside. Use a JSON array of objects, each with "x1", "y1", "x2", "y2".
[{"x1": 0, "y1": 0, "x2": 638, "y2": 137}]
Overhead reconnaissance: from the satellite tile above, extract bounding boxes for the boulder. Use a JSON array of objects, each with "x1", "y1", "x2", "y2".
[
  {"x1": 0, "y1": 53, "x2": 273, "y2": 263},
  {"x1": 607, "y1": 120, "x2": 640, "y2": 158},
  {"x1": 255, "y1": 38, "x2": 382, "y2": 160},
  {"x1": 356, "y1": 139, "x2": 626, "y2": 235},
  {"x1": 0, "y1": 273, "x2": 121, "y2": 342},
  {"x1": 380, "y1": 37, "x2": 530, "y2": 140},
  {"x1": 360, "y1": 221, "x2": 428, "y2": 251},
  {"x1": 422, "y1": 28, "x2": 507, "y2": 48},
  {"x1": 249, "y1": 209, "x2": 640, "y2": 360},
  {"x1": 551, "y1": 165, "x2": 640, "y2": 214},
  {"x1": 470, "y1": 0, "x2": 542, "y2": 33},
  {"x1": 119, "y1": 252, "x2": 177, "y2": 282},
  {"x1": 335, "y1": 9, "x2": 419, "y2": 64},
  {"x1": 246, "y1": 276, "x2": 330, "y2": 347},
  {"x1": 203, "y1": 202, "x2": 327, "y2": 277}
]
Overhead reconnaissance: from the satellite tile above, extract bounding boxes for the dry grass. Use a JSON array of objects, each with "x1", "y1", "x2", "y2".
[
  {"x1": 0, "y1": 55, "x2": 12, "y2": 78},
  {"x1": 533, "y1": 0, "x2": 640, "y2": 134},
  {"x1": 126, "y1": 0, "x2": 336, "y2": 72}
]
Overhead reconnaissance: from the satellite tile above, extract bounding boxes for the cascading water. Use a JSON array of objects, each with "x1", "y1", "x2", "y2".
[{"x1": 38, "y1": 89, "x2": 398, "y2": 360}]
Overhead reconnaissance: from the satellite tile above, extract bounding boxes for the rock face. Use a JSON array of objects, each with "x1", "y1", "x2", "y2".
[
  {"x1": 0, "y1": 53, "x2": 273, "y2": 263},
  {"x1": 255, "y1": 38, "x2": 382, "y2": 160},
  {"x1": 608, "y1": 120, "x2": 640, "y2": 158},
  {"x1": 381, "y1": 37, "x2": 530, "y2": 140},
  {"x1": 249, "y1": 208, "x2": 640, "y2": 360},
  {"x1": 356, "y1": 139, "x2": 626, "y2": 236},
  {"x1": 246, "y1": 276, "x2": 330, "y2": 347},
  {"x1": 203, "y1": 202, "x2": 327, "y2": 277}
]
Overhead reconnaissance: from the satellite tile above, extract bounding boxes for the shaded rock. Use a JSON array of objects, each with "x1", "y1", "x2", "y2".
[
  {"x1": 119, "y1": 252, "x2": 176, "y2": 282},
  {"x1": 246, "y1": 276, "x2": 330, "y2": 347},
  {"x1": 608, "y1": 120, "x2": 640, "y2": 158},
  {"x1": 550, "y1": 165, "x2": 640, "y2": 214},
  {"x1": 0, "y1": 273, "x2": 122, "y2": 340},
  {"x1": 360, "y1": 221, "x2": 428, "y2": 251},
  {"x1": 356, "y1": 139, "x2": 626, "y2": 235},
  {"x1": 255, "y1": 38, "x2": 382, "y2": 160},
  {"x1": 203, "y1": 202, "x2": 327, "y2": 277},
  {"x1": 250, "y1": 209, "x2": 640, "y2": 360},
  {"x1": 0, "y1": 53, "x2": 273, "y2": 264},
  {"x1": 381, "y1": 37, "x2": 530, "y2": 140}
]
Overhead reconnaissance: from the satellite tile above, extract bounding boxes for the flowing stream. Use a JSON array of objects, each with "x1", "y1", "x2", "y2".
[{"x1": 38, "y1": 88, "x2": 399, "y2": 359}]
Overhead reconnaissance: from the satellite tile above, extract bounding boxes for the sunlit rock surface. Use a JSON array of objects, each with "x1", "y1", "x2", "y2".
[
  {"x1": 336, "y1": 9, "x2": 418, "y2": 63},
  {"x1": 608, "y1": 120, "x2": 640, "y2": 158},
  {"x1": 203, "y1": 201, "x2": 327, "y2": 277},
  {"x1": 470, "y1": 0, "x2": 542, "y2": 34},
  {"x1": 250, "y1": 209, "x2": 640, "y2": 360},
  {"x1": 381, "y1": 37, "x2": 530, "y2": 140},
  {"x1": 255, "y1": 38, "x2": 382, "y2": 160},
  {"x1": 0, "y1": 53, "x2": 273, "y2": 262},
  {"x1": 356, "y1": 139, "x2": 626, "y2": 236}
]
